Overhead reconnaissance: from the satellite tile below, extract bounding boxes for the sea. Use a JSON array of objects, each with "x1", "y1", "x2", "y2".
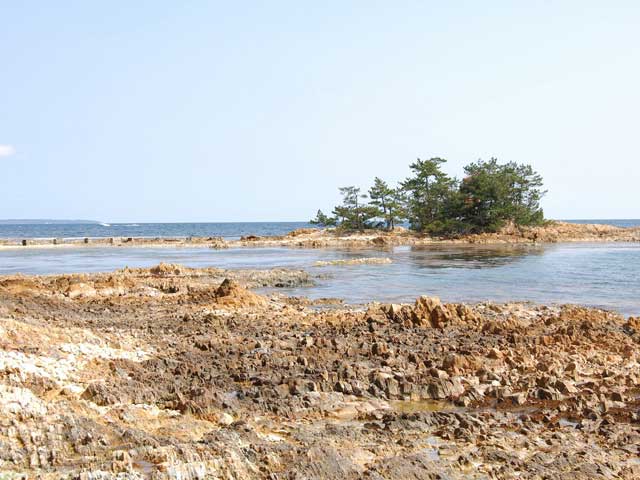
[
  {"x1": 0, "y1": 221, "x2": 311, "y2": 240},
  {"x1": 0, "y1": 220, "x2": 639, "y2": 316}
]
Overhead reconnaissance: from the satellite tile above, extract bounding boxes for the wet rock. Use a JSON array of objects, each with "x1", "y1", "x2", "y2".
[{"x1": 314, "y1": 257, "x2": 392, "y2": 267}]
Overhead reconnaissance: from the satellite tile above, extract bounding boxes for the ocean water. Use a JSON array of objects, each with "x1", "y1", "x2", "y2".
[
  {"x1": 0, "y1": 219, "x2": 638, "y2": 240},
  {"x1": 0, "y1": 222, "x2": 313, "y2": 240},
  {"x1": 0, "y1": 242, "x2": 638, "y2": 316}
]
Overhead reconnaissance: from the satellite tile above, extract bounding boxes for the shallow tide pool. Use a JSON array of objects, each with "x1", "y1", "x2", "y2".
[{"x1": 0, "y1": 242, "x2": 638, "y2": 316}]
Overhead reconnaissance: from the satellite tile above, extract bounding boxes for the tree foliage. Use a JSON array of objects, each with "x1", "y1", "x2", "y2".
[
  {"x1": 400, "y1": 158, "x2": 460, "y2": 233},
  {"x1": 459, "y1": 158, "x2": 546, "y2": 232},
  {"x1": 368, "y1": 177, "x2": 404, "y2": 230},
  {"x1": 309, "y1": 209, "x2": 336, "y2": 227},
  {"x1": 332, "y1": 186, "x2": 378, "y2": 230},
  {"x1": 313, "y1": 157, "x2": 546, "y2": 236}
]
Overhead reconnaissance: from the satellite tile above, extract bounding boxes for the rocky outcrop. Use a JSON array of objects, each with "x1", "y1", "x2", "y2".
[
  {"x1": 214, "y1": 278, "x2": 266, "y2": 307},
  {"x1": 0, "y1": 267, "x2": 638, "y2": 479},
  {"x1": 373, "y1": 295, "x2": 478, "y2": 329}
]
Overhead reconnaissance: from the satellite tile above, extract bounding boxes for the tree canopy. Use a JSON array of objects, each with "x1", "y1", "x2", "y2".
[
  {"x1": 368, "y1": 177, "x2": 404, "y2": 230},
  {"x1": 459, "y1": 159, "x2": 546, "y2": 232},
  {"x1": 311, "y1": 157, "x2": 546, "y2": 236}
]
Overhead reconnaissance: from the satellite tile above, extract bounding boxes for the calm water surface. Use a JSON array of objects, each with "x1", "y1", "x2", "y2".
[
  {"x1": 0, "y1": 222, "x2": 312, "y2": 240},
  {"x1": 0, "y1": 219, "x2": 638, "y2": 240},
  {"x1": 1, "y1": 242, "x2": 638, "y2": 316}
]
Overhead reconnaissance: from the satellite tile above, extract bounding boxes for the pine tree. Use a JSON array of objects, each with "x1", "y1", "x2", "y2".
[
  {"x1": 368, "y1": 177, "x2": 404, "y2": 230},
  {"x1": 459, "y1": 158, "x2": 546, "y2": 232},
  {"x1": 400, "y1": 158, "x2": 459, "y2": 232},
  {"x1": 312, "y1": 156, "x2": 546, "y2": 236},
  {"x1": 332, "y1": 186, "x2": 376, "y2": 230},
  {"x1": 310, "y1": 209, "x2": 336, "y2": 227}
]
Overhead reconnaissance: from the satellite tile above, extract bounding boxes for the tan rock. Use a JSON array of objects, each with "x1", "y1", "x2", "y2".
[
  {"x1": 66, "y1": 282, "x2": 97, "y2": 299},
  {"x1": 214, "y1": 278, "x2": 266, "y2": 307}
]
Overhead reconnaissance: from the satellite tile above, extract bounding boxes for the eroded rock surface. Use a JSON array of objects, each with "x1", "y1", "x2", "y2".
[{"x1": 0, "y1": 265, "x2": 638, "y2": 479}]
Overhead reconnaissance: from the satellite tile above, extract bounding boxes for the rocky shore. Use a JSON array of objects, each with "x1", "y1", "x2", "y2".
[
  {"x1": 1, "y1": 221, "x2": 639, "y2": 250},
  {"x1": 1, "y1": 264, "x2": 639, "y2": 479}
]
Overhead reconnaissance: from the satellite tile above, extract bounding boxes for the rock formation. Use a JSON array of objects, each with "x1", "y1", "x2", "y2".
[{"x1": 0, "y1": 264, "x2": 638, "y2": 478}]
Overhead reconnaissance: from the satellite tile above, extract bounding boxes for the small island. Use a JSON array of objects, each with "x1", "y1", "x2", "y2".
[{"x1": 310, "y1": 157, "x2": 546, "y2": 236}]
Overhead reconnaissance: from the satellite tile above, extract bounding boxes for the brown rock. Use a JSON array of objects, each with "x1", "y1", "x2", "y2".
[
  {"x1": 488, "y1": 348, "x2": 503, "y2": 360},
  {"x1": 215, "y1": 279, "x2": 266, "y2": 307},
  {"x1": 150, "y1": 262, "x2": 184, "y2": 276},
  {"x1": 426, "y1": 378, "x2": 464, "y2": 399},
  {"x1": 443, "y1": 354, "x2": 469, "y2": 373},
  {"x1": 505, "y1": 392, "x2": 527, "y2": 405},
  {"x1": 626, "y1": 317, "x2": 640, "y2": 332},
  {"x1": 372, "y1": 342, "x2": 389, "y2": 356},
  {"x1": 556, "y1": 380, "x2": 578, "y2": 394}
]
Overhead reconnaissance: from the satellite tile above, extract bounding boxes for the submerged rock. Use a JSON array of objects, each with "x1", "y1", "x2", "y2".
[{"x1": 313, "y1": 257, "x2": 392, "y2": 267}]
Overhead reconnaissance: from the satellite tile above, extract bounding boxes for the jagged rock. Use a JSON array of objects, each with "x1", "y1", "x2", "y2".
[
  {"x1": 372, "y1": 342, "x2": 389, "y2": 356},
  {"x1": 214, "y1": 278, "x2": 266, "y2": 307},
  {"x1": 150, "y1": 262, "x2": 184, "y2": 276},
  {"x1": 81, "y1": 382, "x2": 123, "y2": 405},
  {"x1": 487, "y1": 348, "x2": 503, "y2": 360},
  {"x1": 626, "y1": 317, "x2": 640, "y2": 332},
  {"x1": 443, "y1": 354, "x2": 469, "y2": 373},
  {"x1": 504, "y1": 392, "x2": 527, "y2": 405},
  {"x1": 556, "y1": 380, "x2": 578, "y2": 394},
  {"x1": 426, "y1": 378, "x2": 465, "y2": 399},
  {"x1": 537, "y1": 388, "x2": 564, "y2": 401},
  {"x1": 1, "y1": 266, "x2": 638, "y2": 479}
]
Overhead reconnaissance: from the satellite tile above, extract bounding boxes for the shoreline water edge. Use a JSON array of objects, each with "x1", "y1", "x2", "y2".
[{"x1": 1, "y1": 221, "x2": 640, "y2": 250}]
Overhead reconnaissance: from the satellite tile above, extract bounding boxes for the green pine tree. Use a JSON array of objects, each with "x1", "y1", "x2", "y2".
[
  {"x1": 332, "y1": 186, "x2": 377, "y2": 230},
  {"x1": 310, "y1": 209, "x2": 337, "y2": 227},
  {"x1": 459, "y1": 158, "x2": 546, "y2": 232},
  {"x1": 368, "y1": 177, "x2": 404, "y2": 230},
  {"x1": 400, "y1": 158, "x2": 459, "y2": 233}
]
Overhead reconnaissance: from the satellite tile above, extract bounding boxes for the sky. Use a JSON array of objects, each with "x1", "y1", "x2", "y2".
[{"x1": 1, "y1": 1, "x2": 639, "y2": 222}]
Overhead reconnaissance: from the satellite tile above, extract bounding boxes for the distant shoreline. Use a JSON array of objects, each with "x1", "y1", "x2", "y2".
[{"x1": 1, "y1": 221, "x2": 639, "y2": 250}]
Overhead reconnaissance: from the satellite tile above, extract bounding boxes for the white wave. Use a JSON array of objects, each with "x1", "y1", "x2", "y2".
[{"x1": 99, "y1": 223, "x2": 111, "y2": 227}]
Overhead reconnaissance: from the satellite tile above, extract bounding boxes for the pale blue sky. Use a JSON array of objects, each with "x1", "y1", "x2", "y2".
[{"x1": 1, "y1": 1, "x2": 638, "y2": 222}]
